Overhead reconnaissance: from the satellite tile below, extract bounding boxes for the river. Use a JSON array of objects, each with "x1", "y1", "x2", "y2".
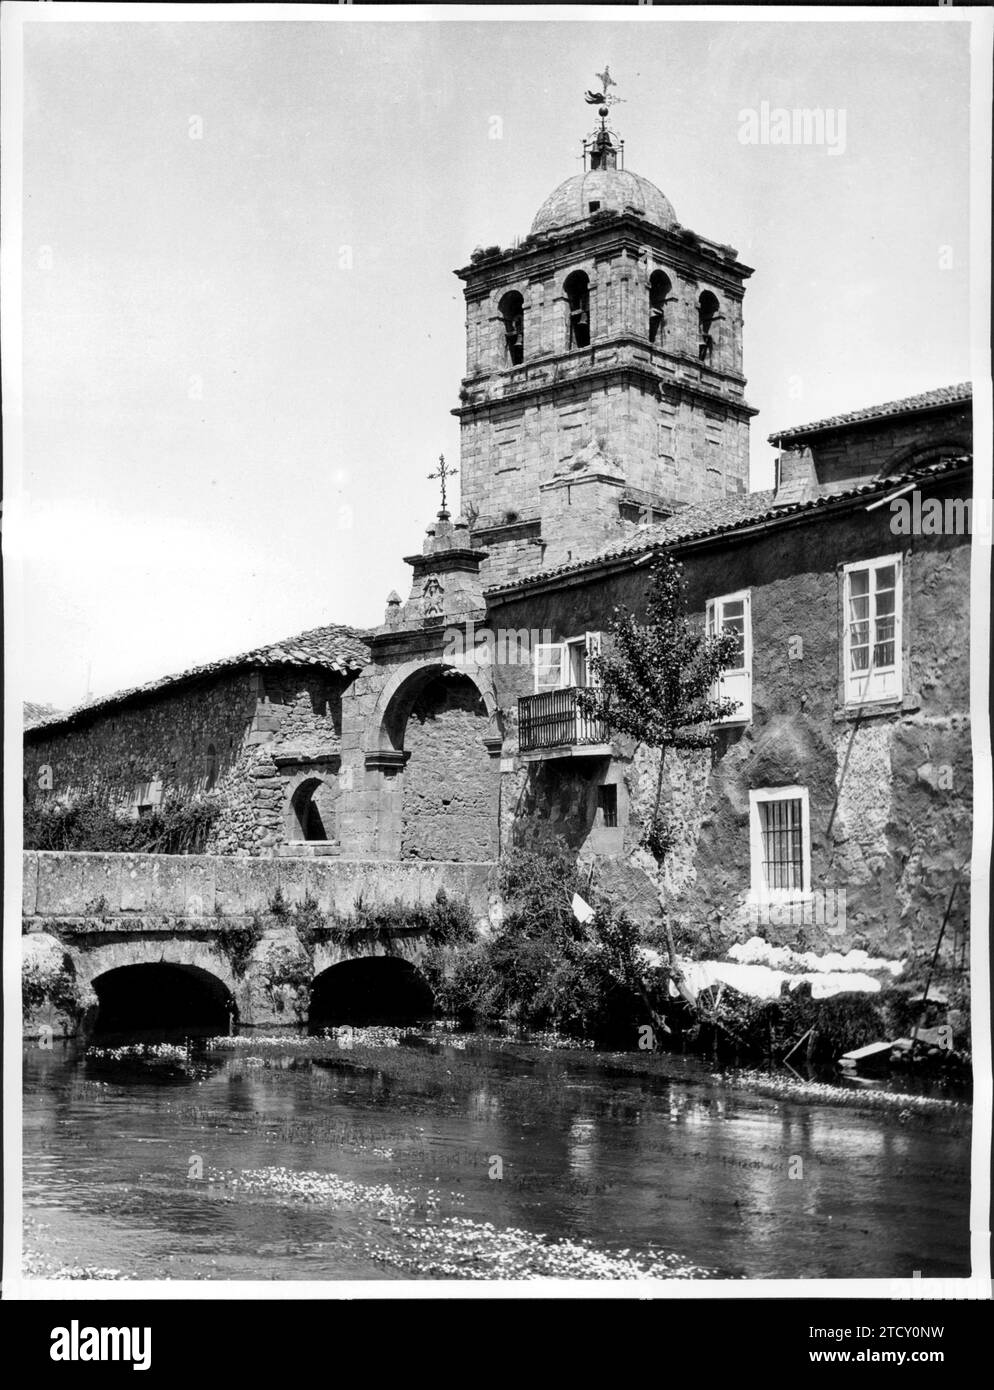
[{"x1": 22, "y1": 1026, "x2": 972, "y2": 1282}]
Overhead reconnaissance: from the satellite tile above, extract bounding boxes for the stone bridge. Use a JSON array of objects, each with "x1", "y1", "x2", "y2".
[{"x1": 22, "y1": 852, "x2": 494, "y2": 1035}]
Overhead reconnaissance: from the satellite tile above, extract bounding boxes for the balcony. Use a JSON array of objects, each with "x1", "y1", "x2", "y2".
[{"x1": 518, "y1": 687, "x2": 610, "y2": 758}]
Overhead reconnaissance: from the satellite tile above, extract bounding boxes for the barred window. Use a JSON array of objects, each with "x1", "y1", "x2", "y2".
[
  {"x1": 759, "y1": 797, "x2": 803, "y2": 891},
  {"x1": 750, "y1": 787, "x2": 810, "y2": 899}
]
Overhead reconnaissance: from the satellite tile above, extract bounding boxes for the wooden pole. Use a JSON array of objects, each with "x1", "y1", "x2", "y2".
[{"x1": 910, "y1": 874, "x2": 963, "y2": 1058}]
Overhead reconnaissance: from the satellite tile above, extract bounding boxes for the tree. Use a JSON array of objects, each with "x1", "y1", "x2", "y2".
[{"x1": 577, "y1": 554, "x2": 742, "y2": 1006}]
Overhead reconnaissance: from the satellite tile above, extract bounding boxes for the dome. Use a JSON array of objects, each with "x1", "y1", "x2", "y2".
[{"x1": 531, "y1": 168, "x2": 677, "y2": 235}]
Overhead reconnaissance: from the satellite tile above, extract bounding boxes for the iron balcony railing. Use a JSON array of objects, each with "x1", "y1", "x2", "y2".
[{"x1": 518, "y1": 686, "x2": 609, "y2": 754}]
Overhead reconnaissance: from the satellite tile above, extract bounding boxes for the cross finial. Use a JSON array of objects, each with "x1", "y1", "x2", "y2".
[
  {"x1": 584, "y1": 65, "x2": 623, "y2": 110},
  {"x1": 427, "y1": 453, "x2": 457, "y2": 516}
]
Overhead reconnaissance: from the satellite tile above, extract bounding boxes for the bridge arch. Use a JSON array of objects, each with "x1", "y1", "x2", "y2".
[
  {"x1": 77, "y1": 940, "x2": 239, "y2": 1034},
  {"x1": 309, "y1": 949, "x2": 434, "y2": 1029}
]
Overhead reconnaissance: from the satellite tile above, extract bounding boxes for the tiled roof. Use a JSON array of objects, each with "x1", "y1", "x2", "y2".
[
  {"x1": 485, "y1": 456, "x2": 971, "y2": 596},
  {"x1": 25, "y1": 623, "x2": 371, "y2": 736},
  {"x1": 769, "y1": 383, "x2": 972, "y2": 443}
]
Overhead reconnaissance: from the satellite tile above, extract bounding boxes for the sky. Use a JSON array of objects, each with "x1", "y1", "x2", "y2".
[{"x1": 10, "y1": 11, "x2": 975, "y2": 710}]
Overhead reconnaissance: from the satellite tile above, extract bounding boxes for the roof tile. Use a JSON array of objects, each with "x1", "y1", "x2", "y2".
[
  {"x1": 26, "y1": 623, "x2": 371, "y2": 736},
  {"x1": 486, "y1": 455, "x2": 970, "y2": 595},
  {"x1": 769, "y1": 383, "x2": 972, "y2": 443}
]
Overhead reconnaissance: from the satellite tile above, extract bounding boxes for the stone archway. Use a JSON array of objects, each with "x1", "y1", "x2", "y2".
[
  {"x1": 75, "y1": 938, "x2": 240, "y2": 1033},
  {"x1": 366, "y1": 658, "x2": 499, "y2": 758},
  {"x1": 309, "y1": 955, "x2": 434, "y2": 1028},
  {"x1": 87, "y1": 959, "x2": 237, "y2": 1034},
  {"x1": 362, "y1": 659, "x2": 501, "y2": 860}
]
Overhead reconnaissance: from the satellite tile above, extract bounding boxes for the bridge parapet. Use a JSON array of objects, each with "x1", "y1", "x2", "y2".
[{"x1": 22, "y1": 852, "x2": 494, "y2": 925}]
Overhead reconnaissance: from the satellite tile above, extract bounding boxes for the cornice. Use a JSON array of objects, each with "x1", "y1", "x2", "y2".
[{"x1": 453, "y1": 349, "x2": 757, "y2": 421}]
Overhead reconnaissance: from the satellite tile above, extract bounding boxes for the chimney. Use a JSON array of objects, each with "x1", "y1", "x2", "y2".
[{"x1": 774, "y1": 444, "x2": 818, "y2": 504}]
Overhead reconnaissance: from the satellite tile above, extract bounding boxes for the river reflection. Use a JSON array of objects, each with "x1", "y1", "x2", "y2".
[{"x1": 23, "y1": 1028, "x2": 971, "y2": 1282}]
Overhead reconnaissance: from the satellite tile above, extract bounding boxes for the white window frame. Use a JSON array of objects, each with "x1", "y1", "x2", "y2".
[
  {"x1": 533, "y1": 642, "x2": 565, "y2": 694},
  {"x1": 706, "y1": 589, "x2": 752, "y2": 723},
  {"x1": 842, "y1": 555, "x2": 903, "y2": 706},
  {"x1": 533, "y1": 632, "x2": 603, "y2": 694},
  {"x1": 749, "y1": 786, "x2": 811, "y2": 904}
]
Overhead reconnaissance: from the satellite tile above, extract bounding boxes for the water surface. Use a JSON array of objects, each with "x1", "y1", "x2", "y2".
[{"x1": 23, "y1": 1028, "x2": 971, "y2": 1281}]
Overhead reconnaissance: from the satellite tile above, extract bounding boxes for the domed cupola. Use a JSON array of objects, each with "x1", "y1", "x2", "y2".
[
  {"x1": 531, "y1": 167, "x2": 678, "y2": 236},
  {"x1": 531, "y1": 94, "x2": 677, "y2": 235}
]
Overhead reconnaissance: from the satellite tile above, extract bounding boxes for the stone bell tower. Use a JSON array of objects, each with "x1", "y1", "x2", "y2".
[{"x1": 452, "y1": 80, "x2": 758, "y2": 581}]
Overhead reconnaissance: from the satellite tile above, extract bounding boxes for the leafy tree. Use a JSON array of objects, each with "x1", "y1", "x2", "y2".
[
  {"x1": 578, "y1": 553, "x2": 741, "y2": 853},
  {"x1": 577, "y1": 554, "x2": 742, "y2": 1005}
]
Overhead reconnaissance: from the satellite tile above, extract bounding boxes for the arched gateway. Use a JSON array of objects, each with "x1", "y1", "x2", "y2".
[{"x1": 362, "y1": 657, "x2": 502, "y2": 861}]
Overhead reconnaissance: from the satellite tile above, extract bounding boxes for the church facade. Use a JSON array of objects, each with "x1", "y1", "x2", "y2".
[{"x1": 24, "y1": 108, "x2": 974, "y2": 963}]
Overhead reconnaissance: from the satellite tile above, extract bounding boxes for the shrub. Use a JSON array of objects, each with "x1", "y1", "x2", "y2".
[
  {"x1": 22, "y1": 949, "x2": 82, "y2": 1018},
  {"x1": 215, "y1": 910, "x2": 265, "y2": 977},
  {"x1": 267, "y1": 887, "x2": 290, "y2": 919},
  {"x1": 260, "y1": 943, "x2": 311, "y2": 1018},
  {"x1": 435, "y1": 847, "x2": 666, "y2": 1040},
  {"x1": 684, "y1": 982, "x2": 888, "y2": 1063},
  {"x1": 290, "y1": 895, "x2": 332, "y2": 952},
  {"x1": 324, "y1": 889, "x2": 476, "y2": 950},
  {"x1": 24, "y1": 792, "x2": 221, "y2": 855}
]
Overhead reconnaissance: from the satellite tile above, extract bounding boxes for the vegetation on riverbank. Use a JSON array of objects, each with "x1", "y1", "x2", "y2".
[{"x1": 419, "y1": 845, "x2": 666, "y2": 1043}]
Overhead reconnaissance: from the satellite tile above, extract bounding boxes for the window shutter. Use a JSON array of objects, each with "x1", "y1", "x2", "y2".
[
  {"x1": 709, "y1": 592, "x2": 751, "y2": 722},
  {"x1": 584, "y1": 631, "x2": 603, "y2": 688}
]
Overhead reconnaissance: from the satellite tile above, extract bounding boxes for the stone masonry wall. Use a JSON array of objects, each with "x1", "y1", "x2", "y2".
[
  {"x1": 399, "y1": 675, "x2": 499, "y2": 861},
  {"x1": 456, "y1": 218, "x2": 753, "y2": 589},
  {"x1": 486, "y1": 476, "x2": 972, "y2": 963},
  {"x1": 24, "y1": 667, "x2": 354, "y2": 858},
  {"x1": 24, "y1": 671, "x2": 259, "y2": 807},
  {"x1": 783, "y1": 403, "x2": 972, "y2": 493}
]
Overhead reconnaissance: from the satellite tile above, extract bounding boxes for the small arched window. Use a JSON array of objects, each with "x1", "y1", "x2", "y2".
[
  {"x1": 698, "y1": 291, "x2": 721, "y2": 364},
  {"x1": 564, "y1": 271, "x2": 590, "y2": 350},
  {"x1": 204, "y1": 743, "x2": 217, "y2": 792},
  {"x1": 289, "y1": 778, "x2": 334, "y2": 843},
  {"x1": 649, "y1": 270, "x2": 673, "y2": 345},
  {"x1": 498, "y1": 290, "x2": 525, "y2": 366}
]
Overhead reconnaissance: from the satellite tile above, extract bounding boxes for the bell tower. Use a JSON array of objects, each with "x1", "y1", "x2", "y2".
[{"x1": 452, "y1": 76, "x2": 758, "y2": 581}]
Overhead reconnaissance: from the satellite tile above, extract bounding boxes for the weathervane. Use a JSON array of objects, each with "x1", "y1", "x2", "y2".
[
  {"x1": 585, "y1": 66, "x2": 623, "y2": 109},
  {"x1": 428, "y1": 453, "x2": 457, "y2": 515}
]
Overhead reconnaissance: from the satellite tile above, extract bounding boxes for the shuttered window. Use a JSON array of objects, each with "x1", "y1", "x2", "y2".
[{"x1": 707, "y1": 590, "x2": 752, "y2": 722}]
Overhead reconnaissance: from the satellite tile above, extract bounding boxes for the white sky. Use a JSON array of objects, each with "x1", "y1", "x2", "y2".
[{"x1": 10, "y1": 12, "x2": 974, "y2": 709}]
